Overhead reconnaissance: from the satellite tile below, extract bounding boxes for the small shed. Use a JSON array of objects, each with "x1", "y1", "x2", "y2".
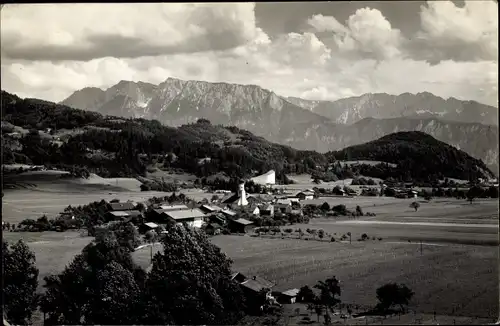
[
  {"x1": 279, "y1": 288, "x2": 300, "y2": 304},
  {"x1": 139, "y1": 222, "x2": 159, "y2": 234},
  {"x1": 228, "y1": 218, "x2": 254, "y2": 233}
]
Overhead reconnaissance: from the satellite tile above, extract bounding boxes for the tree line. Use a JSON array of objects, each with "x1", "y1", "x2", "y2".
[{"x1": 3, "y1": 225, "x2": 250, "y2": 325}]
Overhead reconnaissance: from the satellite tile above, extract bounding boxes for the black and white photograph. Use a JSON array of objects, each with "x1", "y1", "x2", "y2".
[{"x1": 1, "y1": 1, "x2": 498, "y2": 325}]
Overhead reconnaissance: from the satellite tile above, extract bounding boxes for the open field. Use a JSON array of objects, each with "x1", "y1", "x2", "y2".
[
  {"x1": 299, "y1": 197, "x2": 498, "y2": 245},
  {"x1": 282, "y1": 174, "x2": 383, "y2": 191},
  {"x1": 2, "y1": 171, "x2": 214, "y2": 223},
  {"x1": 211, "y1": 235, "x2": 498, "y2": 321},
  {"x1": 3, "y1": 231, "x2": 93, "y2": 293}
]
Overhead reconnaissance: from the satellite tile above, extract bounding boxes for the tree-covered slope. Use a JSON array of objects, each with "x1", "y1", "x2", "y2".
[
  {"x1": 327, "y1": 131, "x2": 495, "y2": 181},
  {"x1": 1, "y1": 91, "x2": 327, "y2": 181}
]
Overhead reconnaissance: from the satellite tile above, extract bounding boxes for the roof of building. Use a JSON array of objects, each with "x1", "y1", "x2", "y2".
[
  {"x1": 201, "y1": 204, "x2": 221, "y2": 212},
  {"x1": 261, "y1": 204, "x2": 274, "y2": 211},
  {"x1": 231, "y1": 218, "x2": 253, "y2": 226},
  {"x1": 109, "y1": 202, "x2": 135, "y2": 211},
  {"x1": 144, "y1": 222, "x2": 159, "y2": 228},
  {"x1": 247, "y1": 204, "x2": 260, "y2": 212},
  {"x1": 165, "y1": 208, "x2": 206, "y2": 220},
  {"x1": 281, "y1": 288, "x2": 300, "y2": 297},
  {"x1": 159, "y1": 204, "x2": 189, "y2": 211},
  {"x1": 276, "y1": 199, "x2": 292, "y2": 205},
  {"x1": 240, "y1": 276, "x2": 275, "y2": 292},
  {"x1": 108, "y1": 211, "x2": 134, "y2": 217},
  {"x1": 221, "y1": 208, "x2": 237, "y2": 216},
  {"x1": 222, "y1": 193, "x2": 239, "y2": 204}
]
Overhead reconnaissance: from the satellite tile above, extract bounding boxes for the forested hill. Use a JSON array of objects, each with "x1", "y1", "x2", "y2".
[
  {"x1": 1, "y1": 91, "x2": 327, "y2": 181},
  {"x1": 1, "y1": 91, "x2": 494, "y2": 182},
  {"x1": 327, "y1": 131, "x2": 496, "y2": 182}
]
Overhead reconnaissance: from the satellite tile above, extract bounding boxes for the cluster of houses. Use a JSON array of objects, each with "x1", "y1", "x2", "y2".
[
  {"x1": 101, "y1": 182, "x2": 321, "y2": 236},
  {"x1": 142, "y1": 183, "x2": 319, "y2": 235}
]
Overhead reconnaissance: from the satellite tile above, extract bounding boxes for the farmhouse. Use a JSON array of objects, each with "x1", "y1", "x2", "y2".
[
  {"x1": 108, "y1": 202, "x2": 136, "y2": 211},
  {"x1": 106, "y1": 210, "x2": 142, "y2": 221},
  {"x1": 279, "y1": 288, "x2": 300, "y2": 304},
  {"x1": 260, "y1": 204, "x2": 275, "y2": 217},
  {"x1": 228, "y1": 218, "x2": 254, "y2": 233},
  {"x1": 164, "y1": 208, "x2": 206, "y2": 228},
  {"x1": 296, "y1": 190, "x2": 315, "y2": 201},
  {"x1": 235, "y1": 274, "x2": 277, "y2": 307}
]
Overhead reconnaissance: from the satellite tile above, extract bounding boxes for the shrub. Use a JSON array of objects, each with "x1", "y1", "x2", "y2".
[
  {"x1": 361, "y1": 233, "x2": 369, "y2": 241},
  {"x1": 330, "y1": 237, "x2": 336, "y2": 242},
  {"x1": 332, "y1": 204, "x2": 347, "y2": 215},
  {"x1": 378, "y1": 237, "x2": 383, "y2": 241}
]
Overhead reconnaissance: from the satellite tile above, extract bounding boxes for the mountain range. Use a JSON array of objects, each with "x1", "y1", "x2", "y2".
[
  {"x1": 60, "y1": 78, "x2": 499, "y2": 174},
  {"x1": 2, "y1": 90, "x2": 495, "y2": 182}
]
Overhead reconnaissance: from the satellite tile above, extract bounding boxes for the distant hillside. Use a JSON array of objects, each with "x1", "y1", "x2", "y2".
[
  {"x1": 327, "y1": 131, "x2": 496, "y2": 181},
  {"x1": 288, "y1": 92, "x2": 498, "y2": 126},
  {"x1": 61, "y1": 79, "x2": 498, "y2": 173},
  {"x1": 2, "y1": 91, "x2": 494, "y2": 183},
  {"x1": 1, "y1": 91, "x2": 327, "y2": 182}
]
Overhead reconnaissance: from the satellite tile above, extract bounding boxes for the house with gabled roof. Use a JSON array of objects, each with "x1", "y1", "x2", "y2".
[
  {"x1": 108, "y1": 202, "x2": 136, "y2": 211},
  {"x1": 164, "y1": 208, "x2": 206, "y2": 228},
  {"x1": 260, "y1": 204, "x2": 274, "y2": 217}
]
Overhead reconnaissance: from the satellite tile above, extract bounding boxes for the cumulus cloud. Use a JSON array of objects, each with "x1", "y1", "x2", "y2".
[
  {"x1": 0, "y1": 2, "x2": 497, "y2": 108},
  {"x1": 0, "y1": 3, "x2": 258, "y2": 61},
  {"x1": 411, "y1": 0, "x2": 498, "y2": 63},
  {"x1": 307, "y1": 8, "x2": 403, "y2": 60}
]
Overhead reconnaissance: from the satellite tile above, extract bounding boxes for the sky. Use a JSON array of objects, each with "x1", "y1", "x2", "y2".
[{"x1": 0, "y1": 1, "x2": 498, "y2": 106}]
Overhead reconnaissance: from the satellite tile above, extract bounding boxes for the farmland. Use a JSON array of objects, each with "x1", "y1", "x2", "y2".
[
  {"x1": 212, "y1": 235, "x2": 498, "y2": 321},
  {"x1": 3, "y1": 170, "x2": 499, "y2": 325},
  {"x1": 2, "y1": 170, "x2": 212, "y2": 223}
]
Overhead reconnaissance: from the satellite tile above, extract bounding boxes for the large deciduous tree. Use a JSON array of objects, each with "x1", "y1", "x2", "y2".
[
  {"x1": 2, "y1": 240, "x2": 39, "y2": 325},
  {"x1": 40, "y1": 231, "x2": 146, "y2": 325},
  {"x1": 143, "y1": 225, "x2": 246, "y2": 325},
  {"x1": 375, "y1": 283, "x2": 414, "y2": 313}
]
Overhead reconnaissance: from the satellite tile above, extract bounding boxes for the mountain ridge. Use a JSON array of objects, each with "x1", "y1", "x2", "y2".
[
  {"x1": 57, "y1": 78, "x2": 499, "y2": 174},
  {"x1": 2, "y1": 90, "x2": 495, "y2": 182}
]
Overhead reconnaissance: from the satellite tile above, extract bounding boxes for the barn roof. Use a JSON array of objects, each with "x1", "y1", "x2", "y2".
[
  {"x1": 201, "y1": 204, "x2": 221, "y2": 212},
  {"x1": 165, "y1": 208, "x2": 206, "y2": 220},
  {"x1": 159, "y1": 204, "x2": 189, "y2": 211},
  {"x1": 231, "y1": 218, "x2": 253, "y2": 226},
  {"x1": 281, "y1": 288, "x2": 300, "y2": 297},
  {"x1": 144, "y1": 222, "x2": 159, "y2": 228},
  {"x1": 240, "y1": 276, "x2": 275, "y2": 292},
  {"x1": 109, "y1": 202, "x2": 135, "y2": 211}
]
